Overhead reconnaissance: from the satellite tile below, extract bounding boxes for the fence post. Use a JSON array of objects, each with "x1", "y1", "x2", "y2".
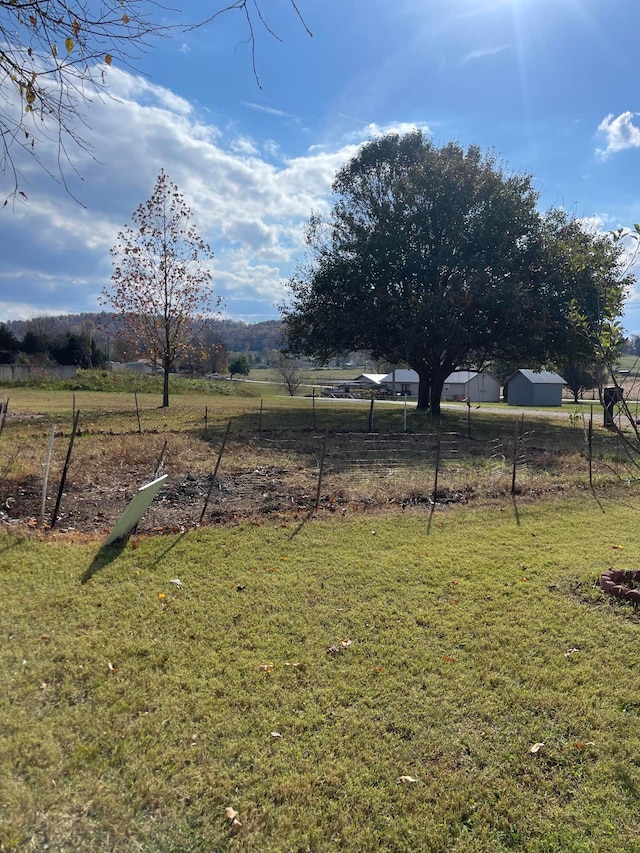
[
  {"x1": 427, "y1": 425, "x2": 442, "y2": 535},
  {"x1": 368, "y1": 395, "x2": 375, "y2": 432},
  {"x1": 314, "y1": 429, "x2": 328, "y2": 515},
  {"x1": 312, "y1": 389, "x2": 317, "y2": 430},
  {"x1": 153, "y1": 439, "x2": 168, "y2": 478},
  {"x1": 0, "y1": 396, "x2": 8, "y2": 436},
  {"x1": 40, "y1": 424, "x2": 56, "y2": 526},
  {"x1": 258, "y1": 398, "x2": 263, "y2": 432},
  {"x1": 134, "y1": 392, "x2": 142, "y2": 435},
  {"x1": 511, "y1": 415, "x2": 522, "y2": 495},
  {"x1": 199, "y1": 421, "x2": 231, "y2": 525},
  {"x1": 50, "y1": 408, "x2": 80, "y2": 529},
  {"x1": 588, "y1": 406, "x2": 593, "y2": 488}
]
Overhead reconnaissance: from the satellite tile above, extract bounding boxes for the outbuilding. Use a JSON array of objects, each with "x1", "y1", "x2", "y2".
[
  {"x1": 503, "y1": 369, "x2": 566, "y2": 407},
  {"x1": 442, "y1": 371, "x2": 500, "y2": 403},
  {"x1": 380, "y1": 368, "x2": 501, "y2": 402}
]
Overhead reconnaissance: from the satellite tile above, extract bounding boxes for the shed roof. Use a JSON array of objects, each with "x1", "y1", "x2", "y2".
[
  {"x1": 381, "y1": 369, "x2": 419, "y2": 383},
  {"x1": 446, "y1": 371, "x2": 479, "y2": 384},
  {"x1": 509, "y1": 369, "x2": 566, "y2": 385},
  {"x1": 354, "y1": 374, "x2": 387, "y2": 384}
]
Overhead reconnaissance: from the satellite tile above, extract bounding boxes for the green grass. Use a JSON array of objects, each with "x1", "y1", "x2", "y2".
[{"x1": 3, "y1": 498, "x2": 640, "y2": 851}]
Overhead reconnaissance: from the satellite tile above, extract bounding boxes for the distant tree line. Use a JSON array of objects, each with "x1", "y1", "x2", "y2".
[
  {"x1": 0, "y1": 313, "x2": 285, "y2": 373},
  {"x1": 0, "y1": 321, "x2": 107, "y2": 368}
]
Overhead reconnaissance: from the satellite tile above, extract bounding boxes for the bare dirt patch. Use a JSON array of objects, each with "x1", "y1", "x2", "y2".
[{"x1": 0, "y1": 421, "x2": 622, "y2": 539}]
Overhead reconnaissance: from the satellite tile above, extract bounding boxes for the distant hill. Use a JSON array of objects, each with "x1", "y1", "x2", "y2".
[{"x1": 4, "y1": 313, "x2": 283, "y2": 359}]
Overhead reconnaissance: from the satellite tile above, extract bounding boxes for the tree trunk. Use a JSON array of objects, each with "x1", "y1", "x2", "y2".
[
  {"x1": 416, "y1": 364, "x2": 432, "y2": 411},
  {"x1": 429, "y1": 370, "x2": 448, "y2": 417},
  {"x1": 162, "y1": 363, "x2": 170, "y2": 407}
]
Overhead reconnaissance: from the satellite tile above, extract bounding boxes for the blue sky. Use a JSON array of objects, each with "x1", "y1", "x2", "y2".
[{"x1": 3, "y1": 0, "x2": 640, "y2": 331}]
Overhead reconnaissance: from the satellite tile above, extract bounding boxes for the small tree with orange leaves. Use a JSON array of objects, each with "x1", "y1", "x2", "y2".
[{"x1": 103, "y1": 169, "x2": 218, "y2": 407}]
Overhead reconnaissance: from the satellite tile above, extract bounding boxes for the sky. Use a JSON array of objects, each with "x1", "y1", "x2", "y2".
[{"x1": 3, "y1": 0, "x2": 640, "y2": 332}]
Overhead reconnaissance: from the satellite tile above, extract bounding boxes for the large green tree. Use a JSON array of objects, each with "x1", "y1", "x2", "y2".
[{"x1": 282, "y1": 132, "x2": 628, "y2": 415}]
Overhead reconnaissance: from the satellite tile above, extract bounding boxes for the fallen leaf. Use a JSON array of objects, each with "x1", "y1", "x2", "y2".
[
  {"x1": 564, "y1": 648, "x2": 580, "y2": 657},
  {"x1": 169, "y1": 578, "x2": 183, "y2": 589},
  {"x1": 397, "y1": 775, "x2": 419, "y2": 784},
  {"x1": 158, "y1": 593, "x2": 166, "y2": 600},
  {"x1": 225, "y1": 807, "x2": 239, "y2": 821},
  {"x1": 259, "y1": 663, "x2": 274, "y2": 672},
  {"x1": 443, "y1": 655, "x2": 456, "y2": 663},
  {"x1": 326, "y1": 645, "x2": 340, "y2": 655},
  {"x1": 373, "y1": 666, "x2": 385, "y2": 673},
  {"x1": 270, "y1": 731, "x2": 282, "y2": 738},
  {"x1": 574, "y1": 741, "x2": 595, "y2": 750},
  {"x1": 530, "y1": 742, "x2": 545, "y2": 754},
  {"x1": 341, "y1": 638, "x2": 352, "y2": 647},
  {"x1": 107, "y1": 662, "x2": 119, "y2": 674},
  {"x1": 612, "y1": 544, "x2": 623, "y2": 550}
]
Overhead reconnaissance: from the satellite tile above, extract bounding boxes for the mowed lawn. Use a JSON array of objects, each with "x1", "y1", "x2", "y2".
[{"x1": 3, "y1": 497, "x2": 640, "y2": 852}]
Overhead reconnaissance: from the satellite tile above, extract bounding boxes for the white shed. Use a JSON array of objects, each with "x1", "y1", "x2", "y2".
[{"x1": 442, "y1": 371, "x2": 500, "y2": 403}]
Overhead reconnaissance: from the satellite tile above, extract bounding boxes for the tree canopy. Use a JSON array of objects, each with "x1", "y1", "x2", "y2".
[
  {"x1": 282, "y1": 131, "x2": 630, "y2": 414},
  {"x1": 102, "y1": 169, "x2": 217, "y2": 406}
]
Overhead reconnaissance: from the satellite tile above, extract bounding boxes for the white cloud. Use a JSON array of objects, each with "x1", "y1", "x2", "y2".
[
  {"x1": 342, "y1": 121, "x2": 432, "y2": 145},
  {"x1": 0, "y1": 65, "x2": 380, "y2": 321},
  {"x1": 596, "y1": 112, "x2": 640, "y2": 159},
  {"x1": 459, "y1": 45, "x2": 508, "y2": 66},
  {"x1": 242, "y1": 102, "x2": 298, "y2": 120}
]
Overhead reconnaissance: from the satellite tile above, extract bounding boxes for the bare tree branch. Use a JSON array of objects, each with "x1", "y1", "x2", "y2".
[{"x1": 0, "y1": 0, "x2": 312, "y2": 201}]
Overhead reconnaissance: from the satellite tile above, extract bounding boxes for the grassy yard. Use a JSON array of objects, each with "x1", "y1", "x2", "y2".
[{"x1": 3, "y1": 497, "x2": 640, "y2": 851}]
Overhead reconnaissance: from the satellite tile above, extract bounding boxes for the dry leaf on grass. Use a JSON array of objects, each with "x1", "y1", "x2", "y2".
[
  {"x1": 225, "y1": 806, "x2": 242, "y2": 827},
  {"x1": 397, "y1": 775, "x2": 419, "y2": 784},
  {"x1": 169, "y1": 578, "x2": 183, "y2": 588},
  {"x1": 270, "y1": 731, "x2": 282, "y2": 738},
  {"x1": 529, "y1": 742, "x2": 545, "y2": 754},
  {"x1": 259, "y1": 663, "x2": 274, "y2": 672}
]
